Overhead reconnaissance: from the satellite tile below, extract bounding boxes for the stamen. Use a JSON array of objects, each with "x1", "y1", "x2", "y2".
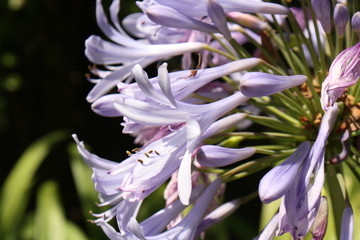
[
  {"x1": 126, "y1": 150, "x2": 131, "y2": 156},
  {"x1": 132, "y1": 147, "x2": 139, "y2": 152},
  {"x1": 138, "y1": 159, "x2": 144, "y2": 164},
  {"x1": 181, "y1": 53, "x2": 202, "y2": 79},
  {"x1": 144, "y1": 152, "x2": 150, "y2": 158},
  {"x1": 155, "y1": 150, "x2": 160, "y2": 155}
]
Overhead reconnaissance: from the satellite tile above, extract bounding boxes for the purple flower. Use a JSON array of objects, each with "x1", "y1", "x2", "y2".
[
  {"x1": 321, "y1": 42, "x2": 360, "y2": 110},
  {"x1": 75, "y1": 77, "x2": 252, "y2": 206},
  {"x1": 85, "y1": 0, "x2": 207, "y2": 102},
  {"x1": 95, "y1": 179, "x2": 222, "y2": 240},
  {"x1": 259, "y1": 104, "x2": 339, "y2": 239},
  {"x1": 92, "y1": 58, "x2": 261, "y2": 119}
]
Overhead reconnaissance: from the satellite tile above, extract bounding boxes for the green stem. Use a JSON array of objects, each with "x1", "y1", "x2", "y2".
[
  {"x1": 246, "y1": 114, "x2": 304, "y2": 134},
  {"x1": 325, "y1": 164, "x2": 346, "y2": 238},
  {"x1": 252, "y1": 97, "x2": 304, "y2": 127},
  {"x1": 335, "y1": 36, "x2": 344, "y2": 56},
  {"x1": 225, "y1": 131, "x2": 307, "y2": 141},
  {"x1": 222, "y1": 152, "x2": 292, "y2": 181},
  {"x1": 326, "y1": 32, "x2": 336, "y2": 59},
  {"x1": 204, "y1": 44, "x2": 238, "y2": 61}
]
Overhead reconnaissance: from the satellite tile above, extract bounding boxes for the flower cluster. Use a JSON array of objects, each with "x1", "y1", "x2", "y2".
[{"x1": 75, "y1": 0, "x2": 360, "y2": 239}]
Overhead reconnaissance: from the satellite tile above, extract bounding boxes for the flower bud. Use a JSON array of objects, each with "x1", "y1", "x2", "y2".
[
  {"x1": 351, "y1": 11, "x2": 360, "y2": 39},
  {"x1": 311, "y1": 196, "x2": 328, "y2": 240},
  {"x1": 340, "y1": 205, "x2": 354, "y2": 240},
  {"x1": 334, "y1": 3, "x2": 349, "y2": 37},
  {"x1": 311, "y1": 0, "x2": 332, "y2": 33},
  {"x1": 239, "y1": 72, "x2": 307, "y2": 97}
]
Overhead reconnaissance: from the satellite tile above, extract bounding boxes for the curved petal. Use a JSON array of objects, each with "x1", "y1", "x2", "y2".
[{"x1": 259, "y1": 141, "x2": 311, "y2": 203}]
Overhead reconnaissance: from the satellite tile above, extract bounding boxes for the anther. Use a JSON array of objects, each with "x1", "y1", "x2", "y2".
[{"x1": 132, "y1": 147, "x2": 139, "y2": 152}]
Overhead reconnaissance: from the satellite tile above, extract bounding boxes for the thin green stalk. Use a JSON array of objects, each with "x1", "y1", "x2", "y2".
[
  {"x1": 252, "y1": 98, "x2": 303, "y2": 128},
  {"x1": 273, "y1": 92, "x2": 313, "y2": 121},
  {"x1": 282, "y1": 6, "x2": 313, "y2": 78},
  {"x1": 326, "y1": 32, "x2": 336, "y2": 59},
  {"x1": 335, "y1": 36, "x2": 344, "y2": 55},
  {"x1": 204, "y1": 44, "x2": 238, "y2": 61},
  {"x1": 228, "y1": 37, "x2": 251, "y2": 58},
  {"x1": 259, "y1": 61, "x2": 286, "y2": 75},
  {"x1": 222, "y1": 153, "x2": 292, "y2": 181},
  {"x1": 209, "y1": 34, "x2": 238, "y2": 58},
  {"x1": 294, "y1": 86, "x2": 317, "y2": 113},
  {"x1": 270, "y1": 15, "x2": 300, "y2": 74},
  {"x1": 239, "y1": 28, "x2": 286, "y2": 70},
  {"x1": 225, "y1": 131, "x2": 307, "y2": 141},
  {"x1": 325, "y1": 164, "x2": 346, "y2": 238},
  {"x1": 246, "y1": 114, "x2": 304, "y2": 134}
]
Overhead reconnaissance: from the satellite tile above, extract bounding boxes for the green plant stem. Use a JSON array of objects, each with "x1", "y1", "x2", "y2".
[
  {"x1": 204, "y1": 44, "x2": 238, "y2": 61},
  {"x1": 222, "y1": 152, "x2": 292, "y2": 181},
  {"x1": 225, "y1": 131, "x2": 307, "y2": 141},
  {"x1": 326, "y1": 32, "x2": 336, "y2": 59}
]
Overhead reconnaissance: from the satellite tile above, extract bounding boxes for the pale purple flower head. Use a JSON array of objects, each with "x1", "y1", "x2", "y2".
[{"x1": 321, "y1": 42, "x2": 360, "y2": 110}]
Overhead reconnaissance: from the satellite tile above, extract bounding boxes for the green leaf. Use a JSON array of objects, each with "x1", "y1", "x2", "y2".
[
  {"x1": 68, "y1": 143, "x2": 98, "y2": 217},
  {"x1": 34, "y1": 181, "x2": 67, "y2": 240},
  {"x1": 65, "y1": 221, "x2": 89, "y2": 240},
  {"x1": 0, "y1": 130, "x2": 68, "y2": 238}
]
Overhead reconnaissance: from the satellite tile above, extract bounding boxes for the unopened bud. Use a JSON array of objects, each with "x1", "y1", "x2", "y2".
[
  {"x1": 334, "y1": 3, "x2": 349, "y2": 37},
  {"x1": 351, "y1": 11, "x2": 360, "y2": 39},
  {"x1": 311, "y1": 196, "x2": 328, "y2": 240}
]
